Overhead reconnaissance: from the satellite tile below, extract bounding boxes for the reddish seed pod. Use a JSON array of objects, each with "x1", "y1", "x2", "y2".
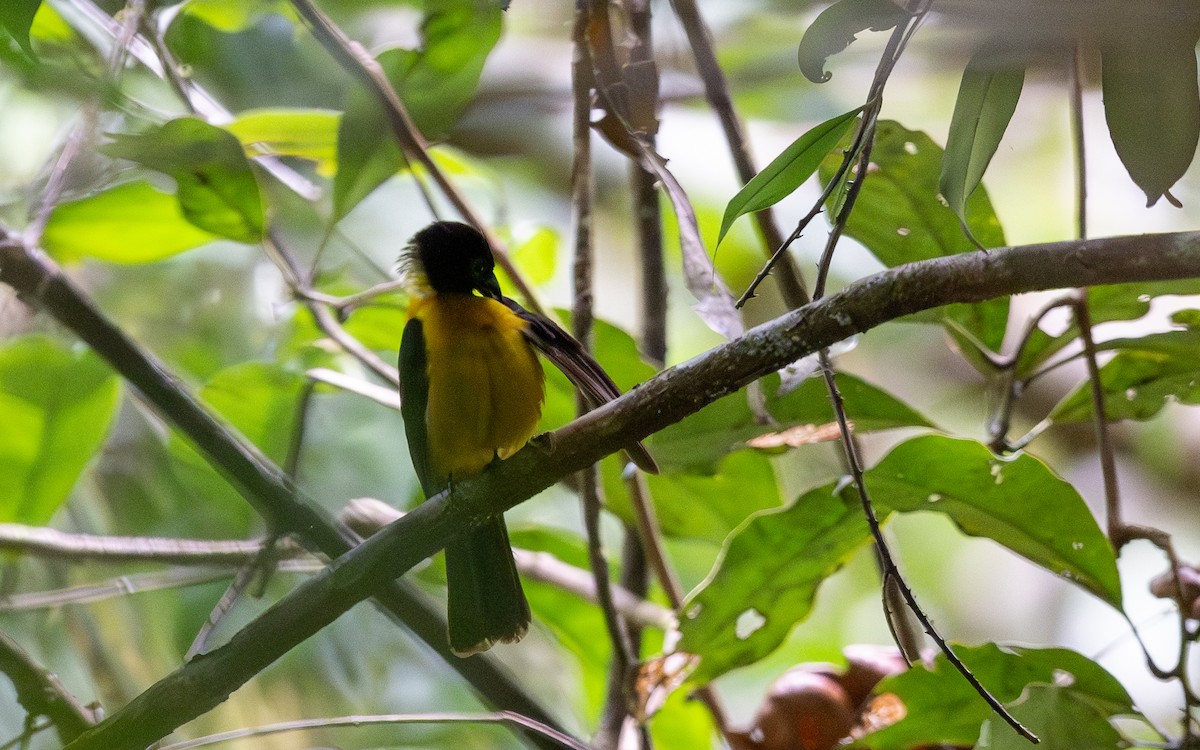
[
  {"x1": 837, "y1": 644, "x2": 908, "y2": 706},
  {"x1": 739, "y1": 670, "x2": 856, "y2": 750}
]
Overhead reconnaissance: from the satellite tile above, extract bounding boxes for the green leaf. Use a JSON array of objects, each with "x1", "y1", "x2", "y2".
[
  {"x1": 633, "y1": 451, "x2": 783, "y2": 544},
  {"x1": 169, "y1": 362, "x2": 306, "y2": 508},
  {"x1": 677, "y1": 484, "x2": 874, "y2": 681},
  {"x1": 500, "y1": 226, "x2": 559, "y2": 288},
  {"x1": 225, "y1": 108, "x2": 340, "y2": 176},
  {"x1": 717, "y1": 107, "x2": 862, "y2": 247},
  {"x1": 650, "y1": 687, "x2": 716, "y2": 750},
  {"x1": 1101, "y1": 19, "x2": 1200, "y2": 206},
  {"x1": 181, "y1": 0, "x2": 291, "y2": 32},
  {"x1": 862, "y1": 644, "x2": 1134, "y2": 750},
  {"x1": 796, "y1": 0, "x2": 909, "y2": 83},
  {"x1": 0, "y1": 0, "x2": 41, "y2": 56},
  {"x1": 650, "y1": 371, "x2": 931, "y2": 472},
  {"x1": 869, "y1": 435, "x2": 1122, "y2": 607},
  {"x1": 1049, "y1": 348, "x2": 1200, "y2": 424},
  {"x1": 101, "y1": 118, "x2": 265, "y2": 243},
  {"x1": 981, "y1": 685, "x2": 1122, "y2": 750},
  {"x1": 941, "y1": 52, "x2": 1025, "y2": 238},
  {"x1": 195, "y1": 362, "x2": 307, "y2": 466},
  {"x1": 333, "y1": 2, "x2": 502, "y2": 220},
  {"x1": 0, "y1": 337, "x2": 119, "y2": 525},
  {"x1": 1017, "y1": 278, "x2": 1200, "y2": 376},
  {"x1": 819, "y1": 120, "x2": 1009, "y2": 351},
  {"x1": 42, "y1": 181, "x2": 223, "y2": 263}
]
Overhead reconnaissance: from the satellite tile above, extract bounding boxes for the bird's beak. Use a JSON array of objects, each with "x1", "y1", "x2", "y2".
[{"x1": 478, "y1": 273, "x2": 503, "y2": 300}]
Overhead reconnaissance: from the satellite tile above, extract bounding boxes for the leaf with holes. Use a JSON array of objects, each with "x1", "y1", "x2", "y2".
[
  {"x1": 101, "y1": 118, "x2": 265, "y2": 243},
  {"x1": 717, "y1": 107, "x2": 862, "y2": 247},
  {"x1": 0, "y1": 337, "x2": 119, "y2": 525},
  {"x1": 941, "y1": 51, "x2": 1025, "y2": 241},
  {"x1": 677, "y1": 484, "x2": 874, "y2": 681},
  {"x1": 869, "y1": 435, "x2": 1121, "y2": 608},
  {"x1": 819, "y1": 120, "x2": 1009, "y2": 351},
  {"x1": 796, "y1": 0, "x2": 909, "y2": 83}
]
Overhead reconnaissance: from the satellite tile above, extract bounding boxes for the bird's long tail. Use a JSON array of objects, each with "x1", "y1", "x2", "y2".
[{"x1": 445, "y1": 515, "x2": 531, "y2": 656}]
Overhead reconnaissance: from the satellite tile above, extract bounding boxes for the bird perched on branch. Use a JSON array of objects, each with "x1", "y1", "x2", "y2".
[{"x1": 397, "y1": 220, "x2": 657, "y2": 656}]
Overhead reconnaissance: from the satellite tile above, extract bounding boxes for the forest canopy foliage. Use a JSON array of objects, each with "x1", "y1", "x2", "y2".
[{"x1": 0, "y1": 1, "x2": 1197, "y2": 749}]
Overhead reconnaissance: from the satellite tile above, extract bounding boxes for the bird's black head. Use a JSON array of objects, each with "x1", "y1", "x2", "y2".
[{"x1": 405, "y1": 221, "x2": 502, "y2": 298}]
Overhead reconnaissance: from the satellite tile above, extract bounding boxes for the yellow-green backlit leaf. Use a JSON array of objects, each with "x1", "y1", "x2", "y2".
[{"x1": 43, "y1": 181, "x2": 222, "y2": 263}]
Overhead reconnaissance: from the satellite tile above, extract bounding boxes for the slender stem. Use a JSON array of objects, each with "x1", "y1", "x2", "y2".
[
  {"x1": 0, "y1": 629, "x2": 95, "y2": 743},
  {"x1": 571, "y1": 7, "x2": 637, "y2": 743},
  {"x1": 156, "y1": 712, "x2": 589, "y2": 750},
  {"x1": 285, "y1": 0, "x2": 543, "y2": 313},
  {"x1": 1070, "y1": 45, "x2": 1088, "y2": 242},
  {"x1": 820, "y1": 353, "x2": 1037, "y2": 742},
  {"x1": 668, "y1": 0, "x2": 809, "y2": 307}
]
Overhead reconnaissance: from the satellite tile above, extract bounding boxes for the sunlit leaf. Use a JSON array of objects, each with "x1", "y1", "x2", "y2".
[
  {"x1": 650, "y1": 686, "x2": 716, "y2": 750},
  {"x1": 650, "y1": 372, "x2": 931, "y2": 472},
  {"x1": 870, "y1": 435, "x2": 1122, "y2": 607},
  {"x1": 819, "y1": 120, "x2": 1009, "y2": 351},
  {"x1": 677, "y1": 483, "x2": 874, "y2": 682},
  {"x1": 226, "y1": 108, "x2": 340, "y2": 175},
  {"x1": 101, "y1": 118, "x2": 265, "y2": 243},
  {"x1": 862, "y1": 644, "x2": 1135, "y2": 750},
  {"x1": 717, "y1": 108, "x2": 862, "y2": 247},
  {"x1": 1050, "y1": 348, "x2": 1200, "y2": 424},
  {"x1": 1101, "y1": 22, "x2": 1200, "y2": 206},
  {"x1": 941, "y1": 52, "x2": 1025, "y2": 239},
  {"x1": 182, "y1": 0, "x2": 291, "y2": 32},
  {"x1": 0, "y1": 337, "x2": 119, "y2": 525},
  {"x1": 501, "y1": 226, "x2": 559, "y2": 289},
  {"x1": 796, "y1": 0, "x2": 909, "y2": 83},
  {"x1": 0, "y1": 0, "x2": 41, "y2": 56},
  {"x1": 42, "y1": 181, "x2": 222, "y2": 263}
]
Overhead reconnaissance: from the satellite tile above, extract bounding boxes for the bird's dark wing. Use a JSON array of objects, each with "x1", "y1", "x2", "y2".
[
  {"x1": 398, "y1": 316, "x2": 438, "y2": 496},
  {"x1": 502, "y1": 297, "x2": 659, "y2": 474}
]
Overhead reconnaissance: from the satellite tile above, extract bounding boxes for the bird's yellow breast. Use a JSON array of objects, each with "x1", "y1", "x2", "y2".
[{"x1": 411, "y1": 294, "x2": 545, "y2": 481}]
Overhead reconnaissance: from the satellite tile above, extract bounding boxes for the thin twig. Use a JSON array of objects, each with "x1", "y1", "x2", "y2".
[
  {"x1": 668, "y1": 0, "x2": 809, "y2": 307},
  {"x1": 156, "y1": 712, "x2": 589, "y2": 750},
  {"x1": 623, "y1": 471, "x2": 730, "y2": 736},
  {"x1": 285, "y1": 0, "x2": 543, "y2": 313},
  {"x1": 0, "y1": 629, "x2": 96, "y2": 743},
  {"x1": 27, "y1": 0, "x2": 145, "y2": 242},
  {"x1": 570, "y1": 7, "x2": 639, "y2": 741},
  {"x1": 819, "y1": 353, "x2": 1037, "y2": 742},
  {"x1": 0, "y1": 563, "x2": 321, "y2": 612}
]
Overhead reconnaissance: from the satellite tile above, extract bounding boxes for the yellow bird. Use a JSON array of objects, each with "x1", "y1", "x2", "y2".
[{"x1": 398, "y1": 221, "x2": 656, "y2": 656}]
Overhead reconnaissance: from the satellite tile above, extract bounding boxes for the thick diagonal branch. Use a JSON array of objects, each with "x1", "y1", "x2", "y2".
[{"x1": 60, "y1": 230, "x2": 1200, "y2": 750}]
